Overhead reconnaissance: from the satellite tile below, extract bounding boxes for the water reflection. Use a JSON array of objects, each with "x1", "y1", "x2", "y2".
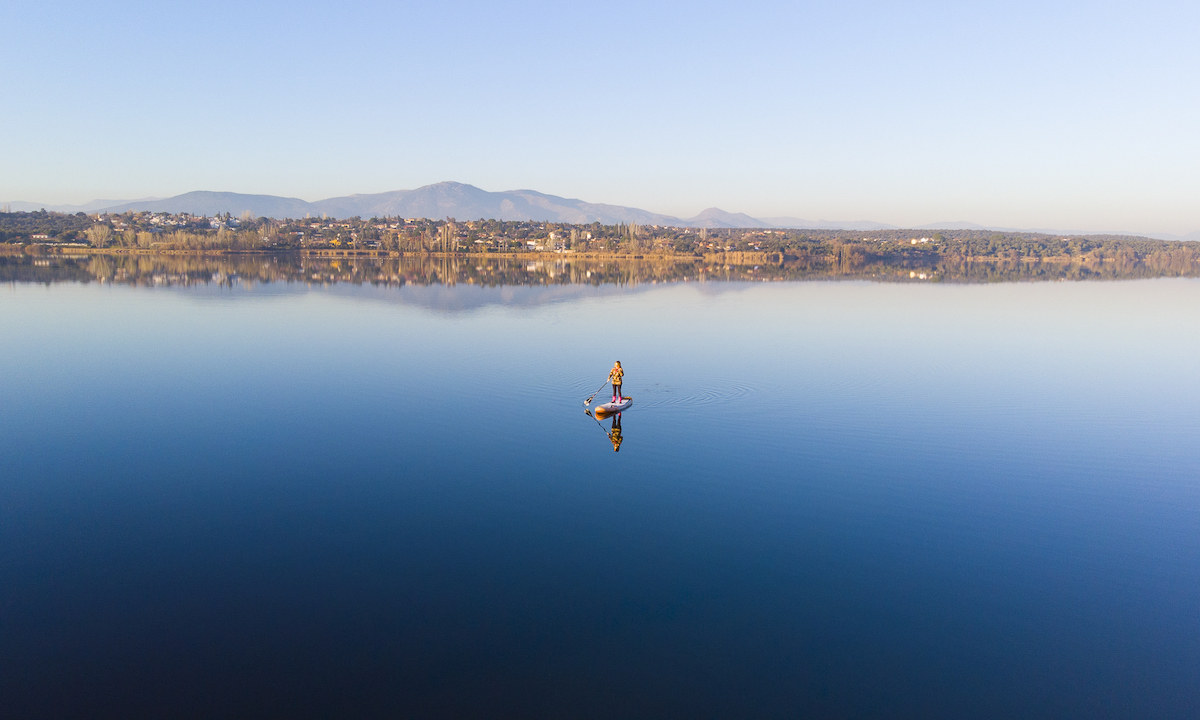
[
  {"x1": 606, "y1": 413, "x2": 623, "y2": 452},
  {"x1": 584, "y1": 408, "x2": 626, "y2": 452},
  {"x1": 4, "y1": 262, "x2": 1200, "y2": 717},
  {"x1": 4, "y1": 249, "x2": 1199, "y2": 288}
]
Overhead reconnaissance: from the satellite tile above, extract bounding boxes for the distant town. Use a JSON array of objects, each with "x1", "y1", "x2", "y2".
[
  {"x1": 2, "y1": 209, "x2": 1199, "y2": 280},
  {"x1": 1, "y1": 208, "x2": 755, "y2": 254}
]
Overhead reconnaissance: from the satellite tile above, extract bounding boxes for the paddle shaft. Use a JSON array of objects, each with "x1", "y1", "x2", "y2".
[{"x1": 583, "y1": 377, "x2": 613, "y2": 406}]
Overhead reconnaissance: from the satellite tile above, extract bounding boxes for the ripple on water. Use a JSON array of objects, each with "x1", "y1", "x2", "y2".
[{"x1": 628, "y1": 381, "x2": 762, "y2": 409}]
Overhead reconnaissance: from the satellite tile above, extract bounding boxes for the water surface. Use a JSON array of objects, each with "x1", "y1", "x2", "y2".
[{"x1": 2, "y1": 265, "x2": 1198, "y2": 717}]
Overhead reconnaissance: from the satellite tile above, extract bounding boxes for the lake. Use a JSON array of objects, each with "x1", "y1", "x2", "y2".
[{"x1": 2, "y1": 257, "x2": 1198, "y2": 717}]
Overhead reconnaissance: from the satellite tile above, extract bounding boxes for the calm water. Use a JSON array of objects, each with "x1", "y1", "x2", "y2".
[{"x1": 2, "y1": 264, "x2": 1199, "y2": 717}]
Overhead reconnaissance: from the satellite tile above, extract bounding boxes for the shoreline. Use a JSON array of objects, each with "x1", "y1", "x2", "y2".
[{"x1": 0, "y1": 245, "x2": 1132, "y2": 267}]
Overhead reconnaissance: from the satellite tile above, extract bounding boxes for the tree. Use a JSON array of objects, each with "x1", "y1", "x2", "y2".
[{"x1": 86, "y1": 224, "x2": 112, "y2": 248}]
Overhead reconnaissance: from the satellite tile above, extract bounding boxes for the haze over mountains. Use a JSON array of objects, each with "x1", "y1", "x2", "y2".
[
  {"x1": 5, "y1": 182, "x2": 1194, "y2": 240},
  {"x1": 7, "y1": 183, "x2": 798, "y2": 229},
  {"x1": 7, "y1": 183, "x2": 733, "y2": 227}
]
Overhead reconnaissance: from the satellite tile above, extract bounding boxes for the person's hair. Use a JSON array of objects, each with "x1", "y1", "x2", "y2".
[{"x1": 615, "y1": 361, "x2": 621, "y2": 366}]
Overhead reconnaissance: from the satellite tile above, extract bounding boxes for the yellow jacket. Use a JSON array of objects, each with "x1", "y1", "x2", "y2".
[{"x1": 608, "y1": 366, "x2": 624, "y2": 384}]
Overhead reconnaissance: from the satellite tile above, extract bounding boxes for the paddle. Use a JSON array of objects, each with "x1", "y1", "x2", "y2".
[{"x1": 583, "y1": 378, "x2": 611, "y2": 407}]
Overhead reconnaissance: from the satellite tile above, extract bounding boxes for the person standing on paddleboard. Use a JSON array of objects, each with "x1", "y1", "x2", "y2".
[{"x1": 608, "y1": 361, "x2": 624, "y2": 403}]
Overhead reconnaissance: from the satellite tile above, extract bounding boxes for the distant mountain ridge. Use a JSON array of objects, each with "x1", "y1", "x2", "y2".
[
  {"x1": 100, "y1": 192, "x2": 315, "y2": 219},
  {"x1": 5, "y1": 197, "x2": 162, "y2": 214},
  {"x1": 4, "y1": 182, "x2": 1194, "y2": 240},
  {"x1": 82, "y1": 183, "x2": 706, "y2": 227},
  {"x1": 3, "y1": 182, "x2": 888, "y2": 229}
]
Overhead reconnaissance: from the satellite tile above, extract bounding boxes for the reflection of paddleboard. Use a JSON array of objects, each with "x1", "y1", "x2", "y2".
[{"x1": 595, "y1": 396, "x2": 633, "y2": 414}]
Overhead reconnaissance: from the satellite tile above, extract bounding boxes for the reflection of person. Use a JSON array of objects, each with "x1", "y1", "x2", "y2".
[
  {"x1": 608, "y1": 361, "x2": 624, "y2": 402},
  {"x1": 607, "y1": 413, "x2": 623, "y2": 452}
]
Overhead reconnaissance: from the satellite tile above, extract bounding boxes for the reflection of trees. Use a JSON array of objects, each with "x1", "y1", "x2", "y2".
[
  {"x1": 87, "y1": 255, "x2": 116, "y2": 280},
  {"x1": 3, "y1": 250, "x2": 1200, "y2": 288}
]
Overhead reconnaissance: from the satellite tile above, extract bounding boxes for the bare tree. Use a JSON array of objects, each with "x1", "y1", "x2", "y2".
[{"x1": 86, "y1": 224, "x2": 112, "y2": 248}]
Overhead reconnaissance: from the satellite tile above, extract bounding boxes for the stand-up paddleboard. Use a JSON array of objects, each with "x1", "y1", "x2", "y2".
[{"x1": 594, "y1": 396, "x2": 633, "y2": 414}]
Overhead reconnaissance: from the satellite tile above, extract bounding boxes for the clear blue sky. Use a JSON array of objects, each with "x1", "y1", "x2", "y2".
[{"x1": 3, "y1": 0, "x2": 1197, "y2": 233}]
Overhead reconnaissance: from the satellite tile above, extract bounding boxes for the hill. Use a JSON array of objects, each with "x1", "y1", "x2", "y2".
[
  {"x1": 101, "y1": 191, "x2": 315, "y2": 218},
  {"x1": 77, "y1": 183, "x2": 693, "y2": 225},
  {"x1": 306, "y1": 183, "x2": 684, "y2": 225},
  {"x1": 5, "y1": 184, "x2": 1194, "y2": 239},
  {"x1": 19, "y1": 182, "x2": 773, "y2": 227},
  {"x1": 685, "y1": 208, "x2": 769, "y2": 228}
]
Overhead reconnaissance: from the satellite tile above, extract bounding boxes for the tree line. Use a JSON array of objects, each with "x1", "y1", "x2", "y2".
[{"x1": 3, "y1": 210, "x2": 1198, "y2": 275}]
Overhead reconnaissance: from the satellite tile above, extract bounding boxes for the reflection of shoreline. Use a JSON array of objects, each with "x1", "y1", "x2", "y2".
[{"x1": 3, "y1": 251, "x2": 1199, "y2": 288}]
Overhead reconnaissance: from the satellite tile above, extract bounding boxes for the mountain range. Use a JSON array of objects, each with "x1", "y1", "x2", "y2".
[
  {"x1": 5, "y1": 183, "x2": 750, "y2": 227},
  {"x1": 4, "y1": 181, "x2": 1195, "y2": 240}
]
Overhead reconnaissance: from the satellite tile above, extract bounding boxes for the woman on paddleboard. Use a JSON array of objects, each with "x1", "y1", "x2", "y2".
[{"x1": 608, "y1": 361, "x2": 624, "y2": 403}]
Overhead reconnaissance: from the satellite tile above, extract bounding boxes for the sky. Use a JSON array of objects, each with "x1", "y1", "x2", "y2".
[{"x1": 3, "y1": 0, "x2": 1198, "y2": 234}]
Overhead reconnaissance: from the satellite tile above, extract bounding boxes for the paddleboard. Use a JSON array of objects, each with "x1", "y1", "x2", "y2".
[{"x1": 595, "y1": 396, "x2": 633, "y2": 414}]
